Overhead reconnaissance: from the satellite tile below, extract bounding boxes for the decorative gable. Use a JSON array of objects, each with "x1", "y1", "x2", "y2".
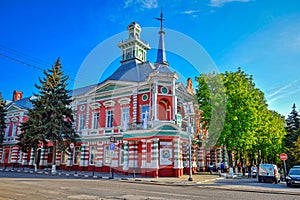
[{"x1": 6, "y1": 105, "x2": 20, "y2": 112}]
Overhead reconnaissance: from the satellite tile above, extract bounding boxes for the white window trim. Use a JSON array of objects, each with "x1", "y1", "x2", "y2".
[
  {"x1": 11, "y1": 124, "x2": 17, "y2": 137},
  {"x1": 92, "y1": 112, "x2": 99, "y2": 129},
  {"x1": 78, "y1": 114, "x2": 85, "y2": 130},
  {"x1": 5, "y1": 125, "x2": 10, "y2": 139},
  {"x1": 121, "y1": 107, "x2": 130, "y2": 126},
  {"x1": 140, "y1": 105, "x2": 150, "y2": 121},
  {"x1": 106, "y1": 110, "x2": 114, "y2": 128}
]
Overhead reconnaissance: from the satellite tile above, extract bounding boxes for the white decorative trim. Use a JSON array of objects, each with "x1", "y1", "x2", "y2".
[
  {"x1": 80, "y1": 105, "x2": 85, "y2": 111},
  {"x1": 142, "y1": 94, "x2": 148, "y2": 102},
  {"x1": 103, "y1": 100, "x2": 116, "y2": 107},
  {"x1": 5, "y1": 119, "x2": 10, "y2": 123},
  {"x1": 89, "y1": 102, "x2": 101, "y2": 109},
  {"x1": 11, "y1": 117, "x2": 18, "y2": 122},
  {"x1": 118, "y1": 98, "x2": 131, "y2": 105},
  {"x1": 161, "y1": 86, "x2": 169, "y2": 94}
]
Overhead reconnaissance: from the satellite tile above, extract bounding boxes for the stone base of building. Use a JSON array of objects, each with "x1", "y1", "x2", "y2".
[{"x1": 158, "y1": 167, "x2": 184, "y2": 177}]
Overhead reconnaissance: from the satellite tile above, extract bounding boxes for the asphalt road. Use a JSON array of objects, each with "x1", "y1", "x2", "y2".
[{"x1": 0, "y1": 171, "x2": 299, "y2": 200}]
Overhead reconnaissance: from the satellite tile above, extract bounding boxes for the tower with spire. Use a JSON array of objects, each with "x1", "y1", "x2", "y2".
[
  {"x1": 118, "y1": 22, "x2": 150, "y2": 63},
  {"x1": 155, "y1": 8, "x2": 169, "y2": 67}
]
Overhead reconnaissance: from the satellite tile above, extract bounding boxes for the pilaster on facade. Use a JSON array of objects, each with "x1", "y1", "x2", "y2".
[
  {"x1": 67, "y1": 151, "x2": 72, "y2": 167},
  {"x1": 182, "y1": 141, "x2": 188, "y2": 168},
  {"x1": 10, "y1": 146, "x2": 19, "y2": 163},
  {"x1": 128, "y1": 141, "x2": 138, "y2": 168},
  {"x1": 123, "y1": 141, "x2": 129, "y2": 171},
  {"x1": 152, "y1": 138, "x2": 159, "y2": 169},
  {"x1": 132, "y1": 90, "x2": 138, "y2": 123},
  {"x1": 29, "y1": 147, "x2": 35, "y2": 166},
  {"x1": 197, "y1": 147, "x2": 205, "y2": 171},
  {"x1": 39, "y1": 147, "x2": 47, "y2": 167},
  {"x1": 173, "y1": 138, "x2": 182, "y2": 169},
  {"x1": 141, "y1": 139, "x2": 147, "y2": 168},
  {"x1": 85, "y1": 101, "x2": 91, "y2": 130},
  {"x1": 80, "y1": 144, "x2": 89, "y2": 167},
  {"x1": 55, "y1": 150, "x2": 61, "y2": 166}
]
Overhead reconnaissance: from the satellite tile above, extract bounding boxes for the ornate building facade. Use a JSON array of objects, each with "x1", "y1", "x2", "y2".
[{"x1": 1, "y1": 20, "x2": 228, "y2": 177}]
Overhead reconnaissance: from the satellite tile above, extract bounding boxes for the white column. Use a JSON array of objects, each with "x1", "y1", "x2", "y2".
[
  {"x1": 153, "y1": 138, "x2": 159, "y2": 169},
  {"x1": 141, "y1": 139, "x2": 147, "y2": 168},
  {"x1": 173, "y1": 138, "x2": 181, "y2": 169}
]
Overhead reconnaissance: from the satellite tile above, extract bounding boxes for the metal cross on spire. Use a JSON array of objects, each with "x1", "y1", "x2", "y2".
[{"x1": 154, "y1": 7, "x2": 165, "y2": 30}]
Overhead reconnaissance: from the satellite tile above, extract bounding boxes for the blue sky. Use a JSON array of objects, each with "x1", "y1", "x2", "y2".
[{"x1": 1, "y1": 0, "x2": 300, "y2": 117}]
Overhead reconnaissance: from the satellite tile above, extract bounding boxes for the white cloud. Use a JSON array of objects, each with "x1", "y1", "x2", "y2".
[
  {"x1": 210, "y1": 0, "x2": 251, "y2": 7},
  {"x1": 124, "y1": 0, "x2": 158, "y2": 9},
  {"x1": 267, "y1": 80, "x2": 300, "y2": 104},
  {"x1": 181, "y1": 10, "x2": 201, "y2": 15}
]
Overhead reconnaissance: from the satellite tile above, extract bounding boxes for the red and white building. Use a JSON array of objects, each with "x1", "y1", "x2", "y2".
[{"x1": 1, "y1": 21, "x2": 228, "y2": 177}]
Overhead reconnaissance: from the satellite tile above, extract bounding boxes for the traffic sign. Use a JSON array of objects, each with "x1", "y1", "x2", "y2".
[
  {"x1": 110, "y1": 143, "x2": 115, "y2": 150},
  {"x1": 280, "y1": 153, "x2": 288, "y2": 161}
]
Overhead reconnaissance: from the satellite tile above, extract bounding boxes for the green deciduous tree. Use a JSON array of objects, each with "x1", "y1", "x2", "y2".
[
  {"x1": 195, "y1": 72, "x2": 226, "y2": 147},
  {"x1": 290, "y1": 136, "x2": 300, "y2": 165},
  {"x1": 195, "y1": 68, "x2": 286, "y2": 167},
  {"x1": 0, "y1": 93, "x2": 6, "y2": 146}
]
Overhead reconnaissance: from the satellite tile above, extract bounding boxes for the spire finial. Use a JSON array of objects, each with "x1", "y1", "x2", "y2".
[{"x1": 154, "y1": 7, "x2": 165, "y2": 30}]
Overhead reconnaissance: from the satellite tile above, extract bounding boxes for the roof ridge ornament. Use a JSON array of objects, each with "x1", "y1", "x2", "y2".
[{"x1": 154, "y1": 7, "x2": 165, "y2": 31}]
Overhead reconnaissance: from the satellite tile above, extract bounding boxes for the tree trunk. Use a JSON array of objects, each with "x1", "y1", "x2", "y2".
[
  {"x1": 227, "y1": 150, "x2": 233, "y2": 167},
  {"x1": 51, "y1": 143, "x2": 57, "y2": 173},
  {"x1": 34, "y1": 146, "x2": 39, "y2": 172}
]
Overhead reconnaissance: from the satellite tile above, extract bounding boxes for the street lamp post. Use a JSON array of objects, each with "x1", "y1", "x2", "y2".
[
  {"x1": 188, "y1": 116, "x2": 193, "y2": 181},
  {"x1": 183, "y1": 102, "x2": 195, "y2": 182}
]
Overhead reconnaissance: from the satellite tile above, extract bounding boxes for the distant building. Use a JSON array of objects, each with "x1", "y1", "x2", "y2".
[{"x1": 0, "y1": 95, "x2": 33, "y2": 166}]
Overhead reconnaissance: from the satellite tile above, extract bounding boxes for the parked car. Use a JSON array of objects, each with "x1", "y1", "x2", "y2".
[
  {"x1": 286, "y1": 167, "x2": 300, "y2": 187},
  {"x1": 258, "y1": 164, "x2": 280, "y2": 184},
  {"x1": 292, "y1": 165, "x2": 300, "y2": 168}
]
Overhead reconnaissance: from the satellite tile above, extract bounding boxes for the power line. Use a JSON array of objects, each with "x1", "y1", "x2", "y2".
[
  {"x1": 0, "y1": 45, "x2": 51, "y2": 67},
  {"x1": 0, "y1": 51, "x2": 93, "y2": 86}
]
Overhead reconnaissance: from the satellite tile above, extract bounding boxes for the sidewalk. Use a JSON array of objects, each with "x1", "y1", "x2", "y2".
[{"x1": 0, "y1": 166, "x2": 223, "y2": 183}]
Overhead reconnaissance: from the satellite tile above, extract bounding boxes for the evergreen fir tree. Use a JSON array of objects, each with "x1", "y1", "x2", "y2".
[
  {"x1": 18, "y1": 99, "x2": 48, "y2": 170},
  {"x1": 20, "y1": 58, "x2": 76, "y2": 173},
  {"x1": 285, "y1": 104, "x2": 300, "y2": 147},
  {"x1": 0, "y1": 93, "x2": 7, "y2": 146},
  {"x1": 285, "y1": 104, "x2": 300, "y2": 168}
]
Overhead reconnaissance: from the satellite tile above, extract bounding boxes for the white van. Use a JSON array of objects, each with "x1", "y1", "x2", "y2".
[{"x1": 258, "y1": 164, "x2": 280, "y2": 184}]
